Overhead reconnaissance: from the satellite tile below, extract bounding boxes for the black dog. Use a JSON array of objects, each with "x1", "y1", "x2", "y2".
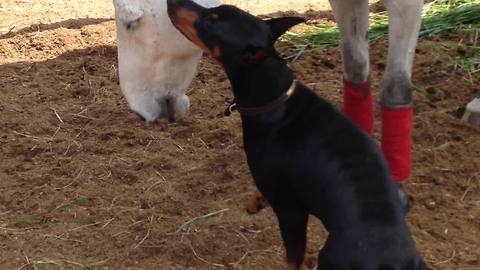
[{"x1": 167, "y1": 1, "x2": 426, "y2": 269}]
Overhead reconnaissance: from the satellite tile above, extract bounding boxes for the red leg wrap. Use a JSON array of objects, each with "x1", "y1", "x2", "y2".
[
  {"x1": 343, "y1": 78, "x2": 374, "y2": 135},
  {"x1": 381, "y1": 107, "x2": 413, "y2": 182}
]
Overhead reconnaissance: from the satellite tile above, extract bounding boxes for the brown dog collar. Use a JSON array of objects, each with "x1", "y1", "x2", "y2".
[{"x1": 225, "y1": 80, "x2": 297, "y2": 116}]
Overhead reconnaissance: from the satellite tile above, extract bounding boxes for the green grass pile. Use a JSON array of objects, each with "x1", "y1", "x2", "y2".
[{"x1": 290, "y1": 0, "x2": 480, "y2": 47}]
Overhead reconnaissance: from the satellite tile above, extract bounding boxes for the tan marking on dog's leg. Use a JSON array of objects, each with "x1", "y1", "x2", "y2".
[
  {"x1": 245, "y1": 190, "x2": 268, "y2": 214},
  {"x1": 287, "y1": 262, "x2": 304, "y2": 270}
]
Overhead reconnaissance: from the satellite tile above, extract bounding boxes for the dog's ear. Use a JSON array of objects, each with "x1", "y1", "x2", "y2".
[
  {"x1": 265, "y1": 16, "x2": 306, "y2": 41},
  {"x1": 242, "y1": 47, "x2": 268, "y2": 65}
]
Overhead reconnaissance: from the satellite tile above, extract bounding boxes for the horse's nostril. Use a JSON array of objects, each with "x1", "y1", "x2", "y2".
[
  {"x1": 125, "y1": 17, "x2": 142, "y2": 30},
  {"x1": 135, "y1": 112, "x2": 146, "y2": 122},
  {"x1": 165, "y1": 97, "x2": 176, "y2": 123}
]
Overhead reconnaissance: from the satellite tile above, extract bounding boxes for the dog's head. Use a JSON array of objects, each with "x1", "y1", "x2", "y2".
[{"x1": 166, "y1": 0, "x2": 304, "y2": 66}]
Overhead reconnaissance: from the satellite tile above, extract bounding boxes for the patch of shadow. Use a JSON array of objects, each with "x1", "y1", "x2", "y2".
[
  {"x1": 447, "y1": 107, "x2": 466, "y2": 119},
  {"x1": 1, "y1": 17, "x2": 113, "y2": 40}
]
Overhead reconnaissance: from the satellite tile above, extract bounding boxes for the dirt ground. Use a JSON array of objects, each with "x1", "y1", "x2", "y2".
[{"x1": 1, "y1": 0, "x2": 479, "y2": 270}]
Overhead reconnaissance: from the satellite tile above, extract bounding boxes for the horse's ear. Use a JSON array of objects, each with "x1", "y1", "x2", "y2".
[{"x1": 265, "y1": 16, "x2": 306, "y2": 41}]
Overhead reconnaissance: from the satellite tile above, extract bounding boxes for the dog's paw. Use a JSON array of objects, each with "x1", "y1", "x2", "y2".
[{"x1": 245, "y1": 190, "x2": 268, "y2": 214}]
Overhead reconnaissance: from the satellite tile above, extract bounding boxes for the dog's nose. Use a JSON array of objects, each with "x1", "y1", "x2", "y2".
[
  {"x1": 167, "y1": 0, "x2": 182, "y2": 8},
  {"x1": 167, "y1": 0, "x2": 180, "y2": 18},
  {"x1": 167, "y1": 0, "x2": 201, "y2": 11},
  {"x1": 168, "y1": 0, "x2": 191, "y2": 5}
]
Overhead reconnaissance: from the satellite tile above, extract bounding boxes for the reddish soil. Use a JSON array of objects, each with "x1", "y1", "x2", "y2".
[{"x1": 0, "y1": 2, "x2": 479, "y2": 270}]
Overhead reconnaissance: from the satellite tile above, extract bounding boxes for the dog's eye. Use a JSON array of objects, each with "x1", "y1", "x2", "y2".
[
  {"x1": 205, "y1": 14, "x2": 219, "y2": 27},
  {"x1": 210, "y1": 13, "x2": 220, "y2": 21}
]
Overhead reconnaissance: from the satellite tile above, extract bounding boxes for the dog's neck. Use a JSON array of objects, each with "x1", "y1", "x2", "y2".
[{"x1": 222, "y1": 55, "x2": 294, "y2": 109}]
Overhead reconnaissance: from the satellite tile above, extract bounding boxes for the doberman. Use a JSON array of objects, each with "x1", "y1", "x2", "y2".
[{"x1": 167, "y1": 0, "x2": 427, "y2": 269}]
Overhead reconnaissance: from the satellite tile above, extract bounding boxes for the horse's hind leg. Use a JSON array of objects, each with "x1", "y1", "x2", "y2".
[
  {"x1": 381, "y1": 0, "x2": 423, "y2": 184},
  {"x1": 329, "y1": 0, "x2": 373, "y2": 135}
]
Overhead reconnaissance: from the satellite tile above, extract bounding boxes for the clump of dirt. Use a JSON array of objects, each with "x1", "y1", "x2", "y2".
[{"x1": 1, "y1": 9, "x2": 479, "y2": 270}]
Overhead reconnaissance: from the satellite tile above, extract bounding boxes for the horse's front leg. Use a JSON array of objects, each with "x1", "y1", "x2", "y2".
[
  {"x1": 381, "y1": 0, "x2": 423, "y2": 211},
  {"x1": 329, "y1": 0, "x2": 373, "y2": 135},
  {"x1": 381, "y1": 0, "x2": 423, "y2": 182}
]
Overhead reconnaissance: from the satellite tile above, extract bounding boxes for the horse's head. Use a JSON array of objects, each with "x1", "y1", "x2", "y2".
[{"x1": 113, "y1": 0, "x2": 219, "y2": 123}]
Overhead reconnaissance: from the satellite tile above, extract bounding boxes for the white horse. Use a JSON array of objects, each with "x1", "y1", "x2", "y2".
[{"x1": 113, "y1": 0, "x2": 220, "y2": 123}]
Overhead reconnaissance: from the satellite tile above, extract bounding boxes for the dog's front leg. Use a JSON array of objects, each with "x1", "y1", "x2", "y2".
[{"x1": 275, "y1": 209, "x2": 309, "y2": 270}]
